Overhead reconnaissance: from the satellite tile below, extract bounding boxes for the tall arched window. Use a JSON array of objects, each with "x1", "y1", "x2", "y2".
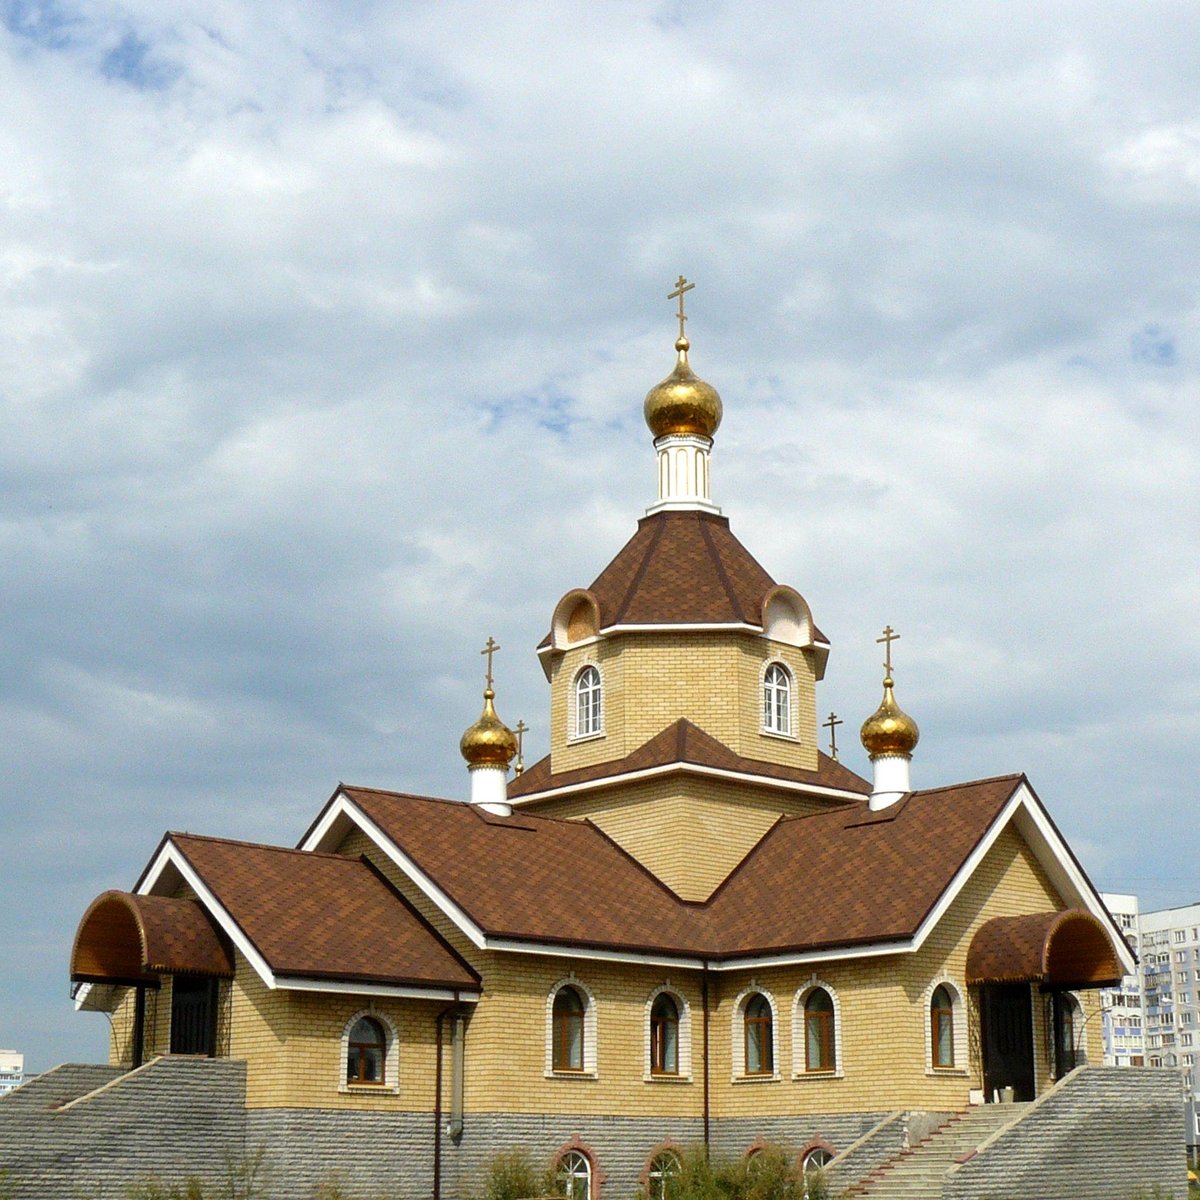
[
  {"x1": 556, "y1": 1150, "x2": 592, "y2": 1200},
  {"x1": 744, "y1": 993, "x2": 774, "y2": 1075},
  {"x1": 346, "y1": 1015, "x2": 386, "y2": 1085},
  {"x1": 931, "y1": 984, "x2": 954, "y2": 1069},
  {"x1": 574, "y1": 665, "x2": 602, "y2": 738},
  {"x1": 762, "y1": 663, "x2": 791, "y2": 735},
  {"x1": 553, "y1": 986, "x2": 586, "y2": 1071},
  {"x1": 645, "y1": 1151, "x2": 680, "y2": 1200},
  {"x1": 650, "y1": 993, "x2": 679, "y2": 1075},
  {"x1": 804, "y1": 988, "x2": 835, "y2": 1073}
]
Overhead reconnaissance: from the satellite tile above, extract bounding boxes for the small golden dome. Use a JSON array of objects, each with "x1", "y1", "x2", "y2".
[
  {"x1": 460, "y1": 688, "x2": 518, "y2": 769},
  {"x1": 860, "y1": 676, "x2": 920, "y2": 759},
  {"x1": 643, "y1": 337, "x2": 723, "y2": 440}
]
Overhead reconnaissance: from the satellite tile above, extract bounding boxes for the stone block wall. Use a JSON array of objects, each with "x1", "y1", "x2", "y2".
[
  {"x1": 0, "y1": 1057, "x2": 246, "y2": 1199},
  {"x1": 943, "y1": 1065, "x2": 1187, "y2": 1200}
]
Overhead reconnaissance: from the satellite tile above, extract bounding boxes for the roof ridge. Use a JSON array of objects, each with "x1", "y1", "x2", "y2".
[
  {"x1": 580, "y1": 819, "x2": 708, "y2": 908},
  {"x1": 170, "y1": 831, "x2": 371, "y2": 864},
  {"x1": 700, "y1": 813, "x2": 788, "y2": 908},
  {"x1": 340, "y1": 784, "x2": 460, "y2": 806},
  {"x1": 611, "y1": 513, "x2": 667, "y2": 625},
  {"x1": 910, "y1": 773, "x2": 1025, "y2": 798},
  {"x1": 697, "y1": 515, "x2": 749, "y2": 622}
]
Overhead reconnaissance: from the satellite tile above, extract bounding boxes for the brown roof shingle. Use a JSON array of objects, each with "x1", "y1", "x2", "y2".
[
  {"x1": 539, "y1": 511, "x2": 827, "y2": 641},
  {"x1": 170, "y1": 834, "x2": 479, "y2": 990},
  {"x1": 509, "y1": 719, "x2": 870, "y2": 800},
  {"x1": 336, "y1": 774, "x2": 1029, "y2": 960}
]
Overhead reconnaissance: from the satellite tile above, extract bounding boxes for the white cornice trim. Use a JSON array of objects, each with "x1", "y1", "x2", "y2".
[
  {"x1": 275, "y1": 976, "x2": 480, "y2": 1002},
  {"x1": 714, "y1": 939, "x2": 914, "y2": 972},
  {"x1": 484, "y1": 938, "x2": 706, "y2": 969},
  {"x1": 138, "y1": 840, "x2": 277, "y2": 990},
  {"x1": 510, "y1": 760, "x2": 868, "y2": 806},
  {"x1": 300, "y1": 793, "x2": 489, "y2": 950},
  {"x1": 536, "y1": 625, "x2": 830, "y2": 658}
]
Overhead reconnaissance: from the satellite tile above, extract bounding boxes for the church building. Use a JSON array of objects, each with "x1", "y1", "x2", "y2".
[{"x1": 6, "y1": 284, "x2": 1184, "y2": 1200}]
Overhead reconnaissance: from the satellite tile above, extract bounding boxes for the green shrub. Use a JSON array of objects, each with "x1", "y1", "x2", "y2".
[{"x1": 477, "y1": 1148, "x2": 548, "y2": 1200}]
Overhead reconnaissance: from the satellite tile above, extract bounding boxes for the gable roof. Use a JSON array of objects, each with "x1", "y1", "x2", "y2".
[
  {"x1": 304, "y1": 771, "x2": 1131, "y2": 974},
  {"x1": 140, "y1": 833, "x2": 479, "y2": 994},
  {"x1": 508, "y1": 718, "x2": 871, "y2": 802},
  {"x1": 538, "y1": 510, "x2": 828, "y2": 642}
]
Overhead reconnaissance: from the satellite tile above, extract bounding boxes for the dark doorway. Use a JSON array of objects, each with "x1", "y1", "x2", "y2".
[
  {"x1": 1050, "y1": 990, "x2": 1080, "y2": 1080},
  {"x1": 170, "y1": 976, "x2": 219, "y2": 1056},
  {"x1": 979, "y1": 983, "x2": 1035, "y2": 1101}
]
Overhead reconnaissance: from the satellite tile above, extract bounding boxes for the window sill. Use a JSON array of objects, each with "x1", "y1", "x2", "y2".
[
  {"x1": 339, "y1": 1083, "x2": 401, "y2": 1096},
  {"x1": 792, "y1": 1070, "x2": 843, "y2": 1082},
  {"x1": 925, "y1": 1068, "x2": 969, "y2": 1078},
  {"x1": 644, "y1": 1072, "x2": 692, "y2": 1084},
  {"x1": 567, "y1": 731, "x2": 605, "y2": 745},
  {"x1": 545, "y1": 1069, "x2": 598, "y2": 1080},
  {"x1": 759, "y1": 729, "x2": 799, "y2": 743},
  {"x1": 733, "y1": 1072, "x2": 781, "y2": 1084}
]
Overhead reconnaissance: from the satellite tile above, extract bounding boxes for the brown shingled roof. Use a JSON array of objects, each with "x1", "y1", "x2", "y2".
[
  {"x1": 170, "y1": 834, "x2": 479, "y2": 990},
  {"x1": 966, "y1": 909, "x2": 1122, "y2": 987},
  {"x1": 334, "y1": 774, "x2": 1032, "y2": 960},
  {"x1": 508, "y1": 719, "x2": 870, "y2": 800},
  {"x1": 539, "y1": 510, "x2": 827, "y2": 640}
]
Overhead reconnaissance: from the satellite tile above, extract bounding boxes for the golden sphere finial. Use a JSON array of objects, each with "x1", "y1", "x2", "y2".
[
  {"x1": 460, "y1": 640, "x2": 518, "y2": 769},
  {"x1": 860, "y1": 628, "x2": 920, "y2": 759},
  {"x1": 644, "y1": 279, "x2": 722, "y2": 440}
]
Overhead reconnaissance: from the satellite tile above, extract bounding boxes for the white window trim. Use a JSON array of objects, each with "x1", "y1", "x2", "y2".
[
  {"x1": 923, "y1": 976, "x2": 969, "y2": 1077},
  {"x1": 759, "y1": 659, "x2": 797, "y2": 741},
  {"x1": 338, "y1": 1007, "x2": 401, "y2": 1095},
  {"x1": 793, "y1": 978, "x2": 844, "y2": 1080},
  {"x1": 732, "y1": 983, "x2": 781, "y2": 1082},
  {"x1": 545, "y1": 976, "x2": 599, "y2": 1078},
  {"x1": 568, "y1": 662, "x2": 605, "y2": 744},
  {"x1": 643, "y1": 983, "x2": 693, "y2": 1083}
]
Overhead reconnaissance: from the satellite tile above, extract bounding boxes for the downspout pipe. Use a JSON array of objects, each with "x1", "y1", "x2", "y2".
[
  {"x1": 450, "y1": 1010, "x2": 465, "y2": 1141},
  {"x1": 433, "y1": 1001, "x2": 457, "y2": 1200},
  {"x1": 702, "y1": 964, "x2": 711, "y2": 1154}
]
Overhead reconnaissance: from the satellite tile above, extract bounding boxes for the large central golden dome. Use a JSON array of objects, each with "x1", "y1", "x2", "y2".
[
  {"x1": 460, "y1": 689, "x2": 518, "y2": 769},
  {"x1": 644, "y1": 337, "x2": 723, "y2": 440}
]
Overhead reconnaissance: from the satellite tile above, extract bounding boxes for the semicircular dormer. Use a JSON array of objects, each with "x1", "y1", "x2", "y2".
[{"x1": 550, "y1": 589, "x2": 600, "y2": 650}]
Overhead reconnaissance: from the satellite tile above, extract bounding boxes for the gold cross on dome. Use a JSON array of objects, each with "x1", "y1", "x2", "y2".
[
  {"x1": 823, "y1": 711, "x2": 843, "y2": 761},
  {"x1": 876, "y1": 625, "x2": 899, "y2": 675},
  {"x1": 514, "y1": 719, "x2": 528, "y2": 776},
  {"x1": 481, "y1": 636, "x2": 500, "y2": 689},
  {"x1": 668, "y1": 274, "x2": 695, "y2": 340}
]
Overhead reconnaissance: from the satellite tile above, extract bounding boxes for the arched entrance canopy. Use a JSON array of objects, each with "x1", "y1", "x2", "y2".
[
  {"x1": 966, "y1": 909, "x2": 1122, "y2": 988},
  {"x1": 70, "y1": 890, "x2": 234, "y2": 987}
]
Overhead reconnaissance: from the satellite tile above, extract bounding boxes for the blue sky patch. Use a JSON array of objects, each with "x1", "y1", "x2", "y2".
[{"x1": 1131, "y1": 324, "x2": 1178, "y2": 367}]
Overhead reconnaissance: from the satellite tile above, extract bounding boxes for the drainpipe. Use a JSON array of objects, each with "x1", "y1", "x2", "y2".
[
  {"x1": 450, "y1": 1011, "x2": 465, "y2": 1141},
  {"x1": 702, "y1": 964, "x2": 711, "y2": 1155}
]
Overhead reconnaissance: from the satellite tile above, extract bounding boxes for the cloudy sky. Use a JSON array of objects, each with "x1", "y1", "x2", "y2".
[{"x1": 2, "y1": 1, "x2": 1198, "y2": 1071}]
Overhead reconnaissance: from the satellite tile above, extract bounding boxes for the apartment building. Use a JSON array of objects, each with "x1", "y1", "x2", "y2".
[
  {"x1": 0, "y1": 1051, "x2": 25, "y2": 1097},
  {"x1": 1100, "y1": 893, "x2": 1146, "y2": 1068}
]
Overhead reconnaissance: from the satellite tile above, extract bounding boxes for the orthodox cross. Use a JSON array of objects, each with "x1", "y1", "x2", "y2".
[
  {"x1": 668, "y1": 275, "x2": 695, "y2": 341},
  {"x1": 481, "y1": 636, "x2": 500, "y2": 689},
  {"x1": 514, "y1": 719, "x2": 528, "y2": 777},
  {"x1": 823, "y1": 711, "x2": 843, "y2": 761},
  {"x1": 876, "y1": 625, "x2": 899, "y2": 675}
]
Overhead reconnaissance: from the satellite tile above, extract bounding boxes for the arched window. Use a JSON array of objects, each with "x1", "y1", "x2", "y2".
[
  {"x1": 574, "y1": 665, "x2": 603, "y2": 739},
  {"x1": 645, "y1": 1151, "x2": 680, "y2": 1200},
  {"x1": 762, "y1": 663, "x2": 791, "y2": 735},
  {"x1": 744, "y1": 993, "x2": 774, "y2": 1075},
  {"x1": 553, "y1": 986, "x2": 586, "y2": 1071},
  {"x1": 650, "y1": 993, "x2": 679, "y2": 1075},
  {"x1": 804, "y1": 988, "x2": 835, "y2": 1073},
  {"x1": 801, "y1": 1147, "x2": 833, "y2": 1199},
  {"x1": 556, "y1": 1150, "x2": 592, "y2": 1200},
  {"x1": 931, "y1": 984, "x2": 955, "y2": 1068},
  {"x1": 346, "y1": 1015, "x2": 386, "y2": 1085}
]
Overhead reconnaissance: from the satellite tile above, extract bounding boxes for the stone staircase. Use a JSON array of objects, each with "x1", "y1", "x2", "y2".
[{"x1": 847, "y1": 1103, "x2": 1029, "y2": 1200}]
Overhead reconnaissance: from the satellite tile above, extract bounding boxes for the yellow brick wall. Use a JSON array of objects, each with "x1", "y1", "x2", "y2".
[
  {"x1": 523, "y1": 775, "x2": 837, "y2": 900},
  {"x1": 547, "y1": 632, "x2": 819, "y2": 775}
]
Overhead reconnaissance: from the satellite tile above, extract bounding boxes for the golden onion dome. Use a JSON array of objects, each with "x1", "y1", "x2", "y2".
[
  {"x1": 460, "y1": 688, "x2": 518, "y2": 769},
  {"x1": 643, "y1": 337, "x2": 723, "y2": 440},
  {"x1": 860, "y1": 676, "x2": 920, "y2": 759}
]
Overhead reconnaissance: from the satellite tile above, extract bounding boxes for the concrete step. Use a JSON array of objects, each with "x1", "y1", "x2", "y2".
[{"x1": 851, "y1": 1105, "x2": 1030, "y2": 1200}]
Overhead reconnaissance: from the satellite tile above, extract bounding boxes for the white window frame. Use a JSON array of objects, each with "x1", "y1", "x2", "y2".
[
  {"x1": 643, "y1": 984, "x2": 693, "y2": 1082},
  {"x1": 556, "y1": 1149, "x2": 592, "y2": 1200},
  {"x1": 922, "y1": 975, "x2": 969, "y2": 1076},
  {"x1": 546, "y1": 976, "x2": 598, "y2": 1078},
  {"x1": 793, "y1": 978, "x2": 844, "y2": 1079},
  {"x1": 338, "y1": 1007, "x2": 401, "y2": 1094},
  {"x1": 732, "y1": 984, "x2": 780, "y2": 1082},
  {"x1": 760, "y1": 660, "x2": 795, "y2": 738},
  {"x1": 570, "y1": 664, "x2": 604, "y2": 742}
]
